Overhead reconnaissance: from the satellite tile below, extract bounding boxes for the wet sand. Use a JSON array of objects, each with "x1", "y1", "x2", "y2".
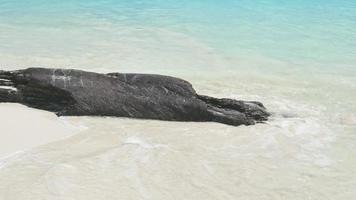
[{"x1": 0, "y1": 103, "x2": 78, "y2": 158}]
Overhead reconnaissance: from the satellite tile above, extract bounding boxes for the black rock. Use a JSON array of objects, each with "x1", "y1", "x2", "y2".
[{"x1": 0, "y1": 68, "x2": 270, "y2": 126}]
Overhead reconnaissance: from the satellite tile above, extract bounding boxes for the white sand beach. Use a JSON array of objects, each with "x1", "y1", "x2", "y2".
[
  {"x1": 0, "y1": 103, "x2": 78, "y2": 158},
  {"x1": 1, "y1": 0, "x2": 356, "y2": 199}
]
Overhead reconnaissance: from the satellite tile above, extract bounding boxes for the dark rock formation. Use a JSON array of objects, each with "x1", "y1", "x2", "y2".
[{"x1": 0, "y1": 68, "x2": 269, "y2": 126}]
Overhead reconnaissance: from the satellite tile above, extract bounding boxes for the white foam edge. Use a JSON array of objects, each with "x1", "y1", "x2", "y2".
[{"x1": 0, "y1": 86, "x2": 17, "y2": 91}]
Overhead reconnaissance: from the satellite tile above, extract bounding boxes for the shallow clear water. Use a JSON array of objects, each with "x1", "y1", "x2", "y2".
[{"x1": 1, "y1": 0, "x2": 356, "y2": 199}]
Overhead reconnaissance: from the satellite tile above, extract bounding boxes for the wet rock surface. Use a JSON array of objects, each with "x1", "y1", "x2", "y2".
[{"x1": 0, "y1": 68, "x2": 269, "y2": 126}]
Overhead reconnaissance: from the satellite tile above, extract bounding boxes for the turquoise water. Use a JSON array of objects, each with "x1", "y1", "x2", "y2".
[
  {"x1": 1, "y1": 0, "x2": 356, "y2": 67},
  {"x1": 1, "y1": 0, "x2": 356, "y2": 111},
  {"x1": 1, "y1": 1, "x2": 356, "y2": 199}
]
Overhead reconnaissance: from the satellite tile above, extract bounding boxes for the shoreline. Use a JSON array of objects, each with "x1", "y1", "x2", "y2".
[{"x1": 0, "y1": 103, "x2": 79, "y2": 158}]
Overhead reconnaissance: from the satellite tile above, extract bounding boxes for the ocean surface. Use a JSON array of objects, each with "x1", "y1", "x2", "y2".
[{"x1": 1, "y1": 0, "x2": 356, "y2": 199}]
